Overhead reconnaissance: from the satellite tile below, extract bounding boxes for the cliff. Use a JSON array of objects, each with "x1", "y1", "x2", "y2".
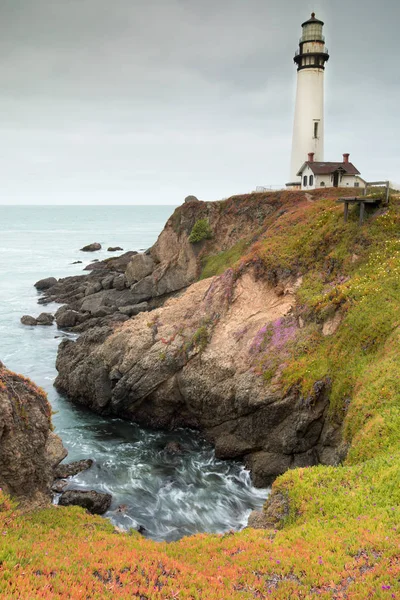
[
  {"x1": 0, "y1": 363, "x2": 66, "y2": 509},
  {"x1": 1, "y1": 189, "x2": 400, "y2": 597},
  {"x1": 55, "y1": 190, "x2": 354, "y2": 486}
]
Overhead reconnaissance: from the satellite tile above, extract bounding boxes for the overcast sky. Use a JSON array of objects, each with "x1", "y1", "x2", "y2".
[{"x1": 0, "y1": 0, "x2": 398, "y2": 205}]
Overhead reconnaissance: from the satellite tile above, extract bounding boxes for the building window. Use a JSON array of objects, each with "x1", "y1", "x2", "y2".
[
  {"x1": 309, "y1": 175, "x2": 314, "y2": 186},
  {"x1": 313, "y1": 122, "x2": 319, "y2": 138},
  {"x1": 320, "y1": 181, "x2": 325, "y2": 187},
  {"x1": 303, "y1": 175, "x2": 308, "y2": 187},
  {"x1": 354, "y1": 182, "x2": 360, "y2": 188}
]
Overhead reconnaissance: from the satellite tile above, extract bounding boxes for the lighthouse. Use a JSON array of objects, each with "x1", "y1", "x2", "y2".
[{"x1": 288, "y1": 13, "x2": 329, "y2": 186}]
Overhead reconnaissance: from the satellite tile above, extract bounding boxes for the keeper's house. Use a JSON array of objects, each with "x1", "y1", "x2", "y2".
[{"x1": 297, "y1": 153, "x2": 365, "y2": 190}]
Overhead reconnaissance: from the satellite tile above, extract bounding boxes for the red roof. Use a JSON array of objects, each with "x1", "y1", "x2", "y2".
[{"x1": 297, "y1": 161, "x2": 361, "y2": 176}]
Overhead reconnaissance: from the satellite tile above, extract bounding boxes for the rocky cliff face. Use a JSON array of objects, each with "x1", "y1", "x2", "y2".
[
  {"x1": 50, "y1": 191, "x2": 353, "y2": 486},
  {"x1": 35, "y1": 193, "x2": 301, "y2": 334},
  {"x1": 55, "y1": 265, "x2": 345, "y2": 486},
  {"x1": 0, "y1": 363, "x2": 67, "y2": 508}
]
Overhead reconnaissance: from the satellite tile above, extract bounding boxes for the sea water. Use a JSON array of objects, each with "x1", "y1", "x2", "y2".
[{"x1": 0, "y1": 205, "x2": 268, "y2": 541}]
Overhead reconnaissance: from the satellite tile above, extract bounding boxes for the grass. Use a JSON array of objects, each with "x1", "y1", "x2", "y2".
[
  {"x1": 1, "y1": 189, "x2": 400, "y2": 598},
  {"x1": 200, "y1": 240, "x2": 248, "y2": 279}
]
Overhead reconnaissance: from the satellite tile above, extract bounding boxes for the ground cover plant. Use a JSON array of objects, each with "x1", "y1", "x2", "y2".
[{"x1": 1, "y1": 189, "x2": 399, "y2": 598}]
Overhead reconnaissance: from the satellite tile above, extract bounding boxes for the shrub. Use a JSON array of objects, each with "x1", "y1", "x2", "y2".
[{"x1": 189, "y1": 219, "x2": 213, "y2": 243}]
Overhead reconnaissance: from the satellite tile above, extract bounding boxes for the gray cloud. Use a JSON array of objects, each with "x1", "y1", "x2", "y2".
[{"x1": 0, "y1": 0, "x2": 398, "y2": 204}]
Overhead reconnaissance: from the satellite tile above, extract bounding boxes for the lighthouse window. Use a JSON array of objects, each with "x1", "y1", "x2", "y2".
[
  {"x1": 303, "y1": 175, "x2": 308, "y2": 187},
  {"x1": 314, "y1": 122, "x2": 319, "y2": 138},
  {"x1": 309, "y1": 175, "x2": 314, "y2": 186}
]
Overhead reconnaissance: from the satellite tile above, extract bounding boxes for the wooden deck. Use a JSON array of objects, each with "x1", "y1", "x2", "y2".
[{"x1": 337, "y1": 181, "x2": 390, "y2": 225}]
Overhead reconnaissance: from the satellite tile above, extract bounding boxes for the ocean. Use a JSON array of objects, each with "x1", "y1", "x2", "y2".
[{"x1": 0, "y1": 205, "x2": 268, "y2": 541}]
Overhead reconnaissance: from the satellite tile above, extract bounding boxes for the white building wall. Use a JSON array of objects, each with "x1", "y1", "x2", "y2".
[
  {"x1": 315, "y1": 174, "x2": 365, "y2": 189},
  {"x1": 300, "y1": 165, "x2": 317, "y2": 189},
  {"x1": 290, "y1": 68, "x2": 325, "y2": 182},
  {"x1": 300, "y1": 171, "x2": 366, "y2": 190}
]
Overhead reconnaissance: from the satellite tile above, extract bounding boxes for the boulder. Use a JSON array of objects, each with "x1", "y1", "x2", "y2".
[
  {"x1": 113, "y1": 274, "x2": 126, "y2": 291},
  {"x1": 118, "y1": 302, "x2": 148, "y2": 317},
  {"x1": 54, "y1": 459, "x2": 94, "y2": 479},
  {"x1": 21, "y1": 315, "x2": 38, "y2": 326},
  {"x1": 184, "y1": 195, "x2": 200, "y2": 203},
  {"x1": 36, "y1": 313, "x2": 55, "y2": 326},
  {"x1": 58, "y1": 490, "x2": 112, "y2": 515},
  {"x1": 80, "y1": 243, "x2": 101, "y2": 252},
  {"x1": 56, "y1": 309, "x2": 82, "y2": 329},
  {"x1": 126, "y1": 254, "x2": 155, "y2": 285},
  {"x1": 71, "y1": 261, "x2": 82, "y2": 265},
  {"x1": 80, "y1": 289, "x2": 135, "y2": 314},
  {"x1": 101, "y1": 275, "x2": 115, "y2": 290},
  {"x1": 85, "y1": 281, "x2": 103, "y2": 296},
  {"x1": 107, "y1": 246, "x2": 123, "y2": 252},
  {"x1": 34, "y1": 277, "x2": 57, "y2": 291}
]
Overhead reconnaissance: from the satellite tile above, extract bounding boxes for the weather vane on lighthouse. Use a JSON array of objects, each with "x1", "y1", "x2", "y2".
[{"x1": 287, "y1": 13, "x2": 330, "y2": 187}]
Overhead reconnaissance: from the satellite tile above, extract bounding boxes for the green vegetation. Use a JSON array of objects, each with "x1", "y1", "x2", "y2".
[
  {"x1": 191, "y1": 326, "x2": 209, "y2": 352},
  {"x1": 200, "y1": 239, "x2": 248, "y2": 279},
  {"x1": 1, "y1": 190, "x2": 400, "y2": 598},
  {"x1": 189, "y1": 219, "x2": 213, "y2": 243}
]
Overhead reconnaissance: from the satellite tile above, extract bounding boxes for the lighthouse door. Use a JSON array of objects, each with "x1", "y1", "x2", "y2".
[{"x1": 333, "y1": 172, "x2": 339, "y2": 187}]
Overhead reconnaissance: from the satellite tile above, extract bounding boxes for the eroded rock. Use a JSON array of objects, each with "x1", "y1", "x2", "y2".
[
  {"x1": 0, "y1": 364, "x2": 67, "y2": 508},
  {"x1": 55, "y1": 269, "x2": 343, "y2": 487},
  {"x1": 126, "y1": 253, "x2": 155, "y2": 284},
  {"x1": 80, "y1": 242, "x2": 101, "y2": 252},
  {"x1": 21, "y1": 315, "x2": 38, "y2": 326},
  {"x1": 118, "y1": 303, "x2": 148, "y2": 317},
  {"x1": 34, "y1": 277, "x2": 57, "y2": 291},
  {"x1": 59, "y1": 490, "x2": 112, "y2": 515},
  {"x1": 54, "y1": 459, "x2": 94, "y2": 479},
  {"x1": 36, "y1": 313, "x2": 55, "y2": 326}
]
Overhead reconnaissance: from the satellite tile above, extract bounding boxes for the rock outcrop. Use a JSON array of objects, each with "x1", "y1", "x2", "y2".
[
  {"x1": 55, "y1": 268, "x2": 345, "y2": 487},
  {"x1": 80, "y1": 242, "x2": 101, "y2": 252},
  {"x1": 20, "y1": 313, "x2": 55, "y2": 327},
  {"x1": 34, "y1": 277, "x2": 57, "y2": 291},
  {"x1": 35, "y1": 193, "x2": 349, "y2": 487},
  {"x1": 58, "y1": 490, "x2": 112, "y2": 515},
  {"x1": 54, "y1": 459, "x2": 94, "y2": 479},
  {"x1": 21, "y1": 315, "x2": 39, "y2": 326},
  {"x1": 33, "y1": 198, "x2": 281, "y2": 334},
  {"x1": 0, "y1": 363, "x2": 67, "y2": 508}
]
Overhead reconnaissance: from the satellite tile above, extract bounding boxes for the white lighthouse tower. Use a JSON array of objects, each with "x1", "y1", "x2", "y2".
[{"x1": 288, "y1": 13, "x2": 329, "y2": 186}]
